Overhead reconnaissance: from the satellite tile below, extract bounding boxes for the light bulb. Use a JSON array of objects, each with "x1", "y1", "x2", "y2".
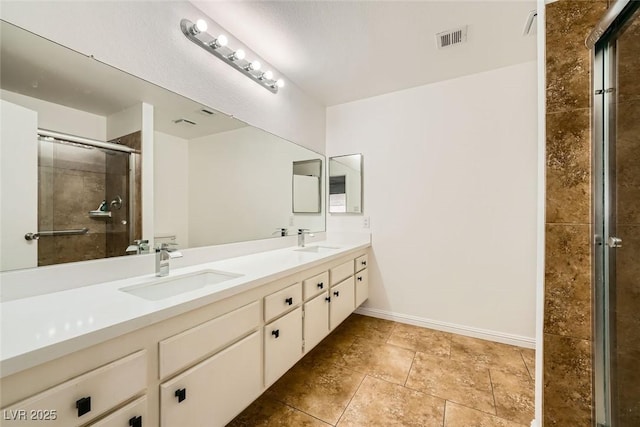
[
  {"x1": 194, "y1": 19, "x2": 208, "y2": 34},
  {"x1": 209, "y1": 34, "x2": 228, "y2": 49},
  {"x1": 276, "y1": 78, "x2": 285, "y2": 88},
  {"x1": 261, "y1": 70, "x2": 274, "y2": 80},
  {"x1": 229, "y1": 49, "x2": 245, "y2": 61},
  {"x1": 245, "y1": 60, "x2": 261, "y2": 72},
  {"x1": 216, "y1": 34, "x2": 228, "y2": 47}
]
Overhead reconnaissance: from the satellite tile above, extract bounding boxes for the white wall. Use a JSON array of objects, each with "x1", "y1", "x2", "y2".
[
  {"x1": 154, "y1": 131, "x2": 189, "y2": 248},
  {"x1": 326, "y1": 61, "x2": 538, "y2": 344},
  {"x1": 1, "y1": 90, "x2": 106, "y2": 140},
  {"x1": 0, "y1": 1, "x2": 325, "y2": 154}
]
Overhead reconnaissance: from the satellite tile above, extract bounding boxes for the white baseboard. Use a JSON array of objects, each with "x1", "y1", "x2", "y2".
[{"x1": 354, "y1": 306, "x2": 536, "y2": 349}]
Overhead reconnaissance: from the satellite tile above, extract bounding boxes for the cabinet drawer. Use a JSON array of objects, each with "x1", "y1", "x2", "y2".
[
  {"x1": 330, "y1": 277, "x2": 355, "y2": 330},
  {"x1": 160, "y1": 331, "x2": 261, "y2": 427},
  {"x1": 159, "y1": 301, "x2": 260, "y2": 379},
  {"x1": 264, "y1": 282, "x2": 302, "y2": 322},
  {"x1": 303, "y1": 291, "x2": 330, "y2": 353},
  {"x1": 355, "y1": 254, "x2": 369, "y2": 273},
  {"x1": 1, "y1": 351, "x2": 146, "y2": 427},
  {"x1": 88, "y1": 396, "x2": 147, "y2": 427},
  {"x1": 303, "y1": 271, "x2": 329, "y2": 301},
  {"x1": 264, "y1": 307, "x2": 303, "y2": 386},
  {"x1": 355, "y1": 268, "x2": 369, "y2": 307},
  {"x1": 330, "y1": 261, "x2": 354, "y2": 285}
]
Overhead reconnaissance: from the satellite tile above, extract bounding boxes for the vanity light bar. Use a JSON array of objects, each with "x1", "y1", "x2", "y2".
[{"x1": 180, "y1": 18, "x2": 285, "y2": 94}]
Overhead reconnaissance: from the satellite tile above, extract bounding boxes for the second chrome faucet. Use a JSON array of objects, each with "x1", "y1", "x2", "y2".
[{"x1": 156, "y1": 243, "x2": 183, "y2": 277}]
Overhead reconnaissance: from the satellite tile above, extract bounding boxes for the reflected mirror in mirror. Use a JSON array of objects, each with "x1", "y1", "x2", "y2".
[
  {"x1": 292, "y1": 159, "x2": 322, "y2": 213},
  {"x1": 329, "y1": 154, "x2": 363, "y2": 214},
  {"x1": 0, "y1": 21, "x2": 325, "y2": 272}
]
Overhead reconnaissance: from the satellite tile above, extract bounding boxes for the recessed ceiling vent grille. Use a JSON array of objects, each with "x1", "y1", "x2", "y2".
[
  {"x1": 436, "y1": 26, "x2": 468, "y2": 49},
  {"x1": 173, "y1": 118, "x2": 197, "y2": 126},
  {"x1": 198, "y1": 108, "x2": 215, "y2": 116}
]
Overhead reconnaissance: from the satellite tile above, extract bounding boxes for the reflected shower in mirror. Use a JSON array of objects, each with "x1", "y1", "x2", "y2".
[
  {"x1": 329, "y1": 154, "x2": 363, "y2": 214},
  {"x1": 0, "y1": 20, "x2": 325, "y2": 272}
]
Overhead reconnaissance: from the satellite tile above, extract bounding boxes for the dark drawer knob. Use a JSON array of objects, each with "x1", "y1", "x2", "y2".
[
  {"x1": 272, "y1": 329, "x2": 280, "y2": 339},
  {"x1": 357, "y1": 276, "x2": 363, "y2": 281},
  {"x1": 333, "y1": 291, "x2": 340, "y2": 297},
  {"x1": 325, "y1": 296, "x2": 331, "y2": 302},
  {"x1": 129, "y1": 416, "x2": 143, "y2": 427},
  {"x1": 76, "y1": 396, "x2": 91, "y2": 417},
  {"x1": 285, "y1": 297, "x2": 293, "y2": 306},
  {"x1": 175, "y1": 388, "x2": 186, "y2": 403},
  {"x1": 317, "y1": 282, "x2": 324, "y2": 289},
  {"x1": 361, "y1": 260, "x2": 367, "y2": 266}
]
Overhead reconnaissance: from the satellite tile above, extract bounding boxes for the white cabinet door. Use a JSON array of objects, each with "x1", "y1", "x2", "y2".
[
  {"x1": 303, "y1": 291, "x2": 330, "y2": 353},
  {"x1": 0, "y1": 100, "x2": 38, "y2": 271},
  {"x1": 160, "y1": 331, "x2": 262, "y2": 427},
  {"x1": 264, "y1": 307, "x2": 302, "y2": 386},
  {"x1": 330, "y1": 277, "x2": 355, "y2": 330},
  {"x1": 355, "y1": 268, "x2": 369, "y2": 307}
]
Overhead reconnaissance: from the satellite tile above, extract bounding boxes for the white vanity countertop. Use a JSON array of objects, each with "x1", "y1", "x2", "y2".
[{"x1": 0, "y1": 235, "x2": 370, "y2": 378}]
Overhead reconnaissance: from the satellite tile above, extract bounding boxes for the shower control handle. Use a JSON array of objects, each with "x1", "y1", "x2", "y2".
[
  {"x1": 607, "y1": 236, "x2": 622, "y2": 248},
  {"x1": 24, "y1": 232, "x2": 40, "y2": 241}
]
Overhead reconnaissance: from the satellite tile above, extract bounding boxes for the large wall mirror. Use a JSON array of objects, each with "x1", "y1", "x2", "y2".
[
  {"x1": 0, "y1": 20, "x2": 325, "y2": 272},
  {"x1": 328, "y1": 154, "x2": 363, "y2": 214}
]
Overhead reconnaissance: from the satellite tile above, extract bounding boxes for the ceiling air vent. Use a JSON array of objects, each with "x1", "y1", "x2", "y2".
[
  {"x1": 198, "y1": 108, "x2": 215, "y2": 116},
  {"x1": 436, "y1": 26, "x2": 468, "y2": 49}
]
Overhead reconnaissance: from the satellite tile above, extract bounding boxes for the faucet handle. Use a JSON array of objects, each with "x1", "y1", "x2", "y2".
[
  {"x1": 297, "y1": 228, "x2": 310, "y2": 234},
  {"x1": 273, "y1": 228, "x2": 288, "y2": 236},
  {"x1": 156, "y1": 242, "x2": 178, "y2": 251}
]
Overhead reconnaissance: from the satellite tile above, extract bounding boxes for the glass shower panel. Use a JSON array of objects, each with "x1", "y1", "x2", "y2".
[
  {"x1": 37, "y1": 138, "x2": 131, "y2": 266},
  {"x1": 612, "y1": 7, "x2": 640, "y2": 426}
]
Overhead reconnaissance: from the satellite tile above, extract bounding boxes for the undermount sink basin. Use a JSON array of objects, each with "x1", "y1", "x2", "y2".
[
  {"x1": 120, "y1": 270, "x2": 243, "y2": 301},
  {"x1": 294, "y1": 245, "x2": 341, "y2": 253}
]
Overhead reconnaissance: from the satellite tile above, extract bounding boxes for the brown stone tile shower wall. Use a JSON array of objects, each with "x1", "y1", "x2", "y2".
[{"x1": 544, "y1": 1, "x2": 607, "y2": 426}]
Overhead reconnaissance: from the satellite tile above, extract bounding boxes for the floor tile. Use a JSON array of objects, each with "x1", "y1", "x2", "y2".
[
  {"x1": 228, "y1": 395, "x2": 331, "y2": 427},
  {"x1": 337, "y1": 314, "x2": 396, "y2": 343},
  {"x1": 520, "y1": 349, "x2": 535, "y2": 380},
  {"x1": 386, "y1": 322, "x2": 452, "y2": 357},
  {"x1": 444, "y1": 402, "x2": 527, "y2": 427},
  {"x1": 342, "y1": 338, "x2": 416, "y2": 385},
  {"x1": 490, "y1": 369, "x2": 535, "y2": 425},
  {"x1": 338, "y1": 376, "x2": 445, "y2": 427},
  {"x1": 450, "y1": 335, "x2": 529, "y2": 375},
  {"x1": 406, "y1": 351, "x2": 495, "y2": 413},
  {"x1": 268, "y1": 363, "x2": 365, "y2": 425}
]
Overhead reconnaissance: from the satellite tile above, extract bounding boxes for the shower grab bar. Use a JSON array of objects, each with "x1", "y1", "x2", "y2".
[{"x1": 25, "y1": 228, "x2": 89, "y2": 241}]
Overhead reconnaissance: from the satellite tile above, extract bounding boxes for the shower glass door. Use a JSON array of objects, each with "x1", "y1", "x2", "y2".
[{"x1": 593, "y1": 3, "x2": 640, "y2": 426}]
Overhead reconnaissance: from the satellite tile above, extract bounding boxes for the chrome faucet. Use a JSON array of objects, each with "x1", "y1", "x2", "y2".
[
  {"x1": 156, "y1": 243, "x2": 183, "y2": 277},
  {"x1": 126, "y1": 239, "x2": 149, "y2": 255},
  {"x1": 297, "y1": 229, "x2": 314, "y2": 247}
]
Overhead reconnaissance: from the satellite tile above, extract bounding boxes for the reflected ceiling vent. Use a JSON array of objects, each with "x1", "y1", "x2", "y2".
[
  {"x1": 198, "y1": 108, "x2": 215, "y2": 116},
  {"x1": 436, "y1": 26, "x2": 468, "y2": 49},
  {"x1": 173, "y1": 118, "x2": 197, "y2": 126}
]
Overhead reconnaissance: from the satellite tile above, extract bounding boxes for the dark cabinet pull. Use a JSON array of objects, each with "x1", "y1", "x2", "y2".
[
  {"x1": 175, "y1": 388, "x2": 186, "y2": 403},
  {"x1": 129, "y1": 416, "x2": 143, "y2": 427},
  {"x1": 272, "y1": 329, "x2": 280, "y2": 339},
  {"x1": 357, "y1": 276, "x2": 363, "y2": 281},
  {"x1": 362, "y1": 260, "x2": 367, "y2": 266},
  {"x1": 285, "y1": 297, "x2": 293, "y2": 306},
  {"x1": 334, "y1": 291, "x2": 340, "y2": 297},
  {"x1": 76, "y1": 396, "x2": 91, "y2": 417},
  {"x1": 325, "y1": 297, "x2": 331, "y2": 302},
  {"x1": 317, "y1": 282, "x2": 324, "y2": 289}
]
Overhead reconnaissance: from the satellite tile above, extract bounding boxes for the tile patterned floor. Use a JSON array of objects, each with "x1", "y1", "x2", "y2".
[{"x1": 228, "y1": 314, "x2": 535, "y2": 427}]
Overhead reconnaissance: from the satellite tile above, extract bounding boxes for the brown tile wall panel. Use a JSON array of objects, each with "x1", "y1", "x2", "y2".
[
  {"x1": 543, "y1": 333, "x2": 593, "y2": 426},
  {"x1": 544, "y1": 1, "x2": 609, "y2": 425},
  {"x1": 545, "y1": 109, "x2": 592, "y2": 223},
  {"x1": 544, "y1": 224, "x2": 592, "y2": 340}
]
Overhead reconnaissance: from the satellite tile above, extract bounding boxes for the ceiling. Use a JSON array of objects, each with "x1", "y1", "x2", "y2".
[
  {"x1": 192, "y1": 1, "x2": 537, "y2": 106},
  {"x1": 0, "y1": 21, "x2": 246, "y2": 140}
]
